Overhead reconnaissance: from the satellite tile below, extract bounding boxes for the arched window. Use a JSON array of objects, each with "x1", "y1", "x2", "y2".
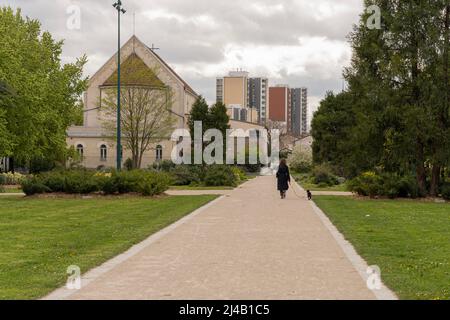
[
  {"x1": 156, "y1": 145, "x2": 163, "y2": 161},
  {"x1": 100, "y1": 144, "x2": 107, "y2": 161},
  {"x1": 76, "y1": 144, "x2": 84, "y2": 158}
]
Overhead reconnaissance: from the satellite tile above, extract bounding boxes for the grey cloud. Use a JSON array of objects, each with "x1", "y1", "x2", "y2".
[{"x1": 5, "y1": 0, "x2": 364, "y2": 109}]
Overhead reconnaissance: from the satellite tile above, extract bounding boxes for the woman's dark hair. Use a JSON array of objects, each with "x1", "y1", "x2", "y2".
[{"x1": 279, "y1": 159, "x2": 287, "y2": 167}]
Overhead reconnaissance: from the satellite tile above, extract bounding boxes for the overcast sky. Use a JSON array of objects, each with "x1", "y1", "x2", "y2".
[{"x1": 3, "y1": 0, "x2": 364, "y2": 120}]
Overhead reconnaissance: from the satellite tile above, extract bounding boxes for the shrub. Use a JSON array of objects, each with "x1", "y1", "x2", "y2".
[
  {"x1": 63, "y1": 170, "x2": 99, "y2": 194},
  {"x1": 170, "y1": 165, "x2": 202, "y2": 186},
  {"x1": 288, "y1": 145, "x2": 313, "y2": 173},
  {"x1": 124, "y1": 158, "x2": 134, "y2": 171},
  {"x1": 21, "y1": 178, "x2": 51, "y2": 196},
  {"x1": 348, "y1": 172, "x2": 419, "y2": 199},
  {"x1": 204, "y1": 165, "x2": 238, "y2": 187},
  {"x1": 39, "y1": 171, "x2": 66, "y2": 192},
  {"x1": 138, "y1": 172, "x2": 171, "y2": 196},
  {"x1": 0, "y1": 172, "x2": 26, "y2": 185},
  {"x1": 152, "y1": 160, "x2": 176, "y2": 172},
  {"x1": 312, "y1": 164, "x2": 338, "y2": 186},
  {"x1": 232, "y1": 166, "x2": 247, "y2": 183},
  {"x1": 348, "y1": 171, "x2": 383, "y2": 197},
  {"x1": 441, "y1": 183, "x2": 450, "y2": 200},
  {"x1": 20, "y1": 169, "x2": 171, "y2": 196}
]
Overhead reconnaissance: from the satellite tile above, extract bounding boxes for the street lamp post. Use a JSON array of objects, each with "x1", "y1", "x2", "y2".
[{"x1": 113, "y1": 1, "x2": 126, "y2": 170}]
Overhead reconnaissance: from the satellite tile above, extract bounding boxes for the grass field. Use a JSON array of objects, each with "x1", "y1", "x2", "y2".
[
  {"x1": 314, "y1": 196, "x2": 450, "y2": 300},
  {"x1": 169, "y1": 186, "x2": 234, "y2": 190},
  {"x1": 0, "y1": 195, "x2": 217, "y2": 300}
]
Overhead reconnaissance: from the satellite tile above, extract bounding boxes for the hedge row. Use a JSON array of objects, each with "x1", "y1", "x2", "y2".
[
  {"x1": 348, "y1": 171, "x2": 421, "y2": 199},
  {"x1": 153, "y1": 162, "x2": 247, "y2": 187},
  {"x1": 20, "y1": 170, "x2": 171, "y2": 196}
]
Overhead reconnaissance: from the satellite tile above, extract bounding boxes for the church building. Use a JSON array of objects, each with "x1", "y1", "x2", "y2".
[{"x1": 67, "y1": 36, "x2": 198, "y2": 169}]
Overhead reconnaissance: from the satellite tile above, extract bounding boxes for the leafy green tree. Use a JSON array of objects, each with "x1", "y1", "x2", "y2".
[
  {"x1": 0, "y1": 7, "x2": 87, "y2": 168},
  {"x1": 188, "y1": 96, "x2": 210, "y2": 138},
  {"x1": 313, "y1": 1, "x2": 450, "y2": 196},
  {"x1": 209, "y1": 101, "x2": 230, "y2": 137}
]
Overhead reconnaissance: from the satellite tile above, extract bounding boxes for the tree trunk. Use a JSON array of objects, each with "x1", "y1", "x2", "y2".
[
  {"x1": 415, "y1": 142, "x2": 426, "y2": 196},
  {"x1": 430, "y1": 164, "x2": 441, "y2": 197}
]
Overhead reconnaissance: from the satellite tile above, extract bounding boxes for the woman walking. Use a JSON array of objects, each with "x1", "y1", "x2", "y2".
[{"x1": 276, "y1": 159, "x2": 291, "y2": 199}]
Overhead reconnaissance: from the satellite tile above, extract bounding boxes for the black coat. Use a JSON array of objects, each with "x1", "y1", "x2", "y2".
[{"x1": 276, "y1": 165, "x2": 291, "y2": 191}]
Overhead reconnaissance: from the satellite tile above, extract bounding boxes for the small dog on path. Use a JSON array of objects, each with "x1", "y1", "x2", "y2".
[{"x1": 307, "y1": 190, "x2": 312, "y2": 201}]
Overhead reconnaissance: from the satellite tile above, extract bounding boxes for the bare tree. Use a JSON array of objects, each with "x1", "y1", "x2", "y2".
[{"x1": 101, "y1": 86, "x2": 175, "y2": 169}]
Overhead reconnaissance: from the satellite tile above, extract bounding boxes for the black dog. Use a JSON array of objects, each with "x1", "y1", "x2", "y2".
[{"x1": 307, "y1": 190, "x2": 312, "y2": 201}]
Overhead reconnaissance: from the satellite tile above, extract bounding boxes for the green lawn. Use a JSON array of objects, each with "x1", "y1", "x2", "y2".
[
  {"x1": 169, "y1": 186, "x2": 234, "y2": 191},
  {"x1": 0, "y1": 195, "x2": 217, "y2": 300},
  {"x1": 314, "y1": 196, "x2": 450, "y2": 300}
]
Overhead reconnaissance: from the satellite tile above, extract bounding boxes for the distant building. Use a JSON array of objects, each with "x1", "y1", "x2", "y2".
[
  {"x1": 290, "y1": 87, "x2": 308, "y2": 136},
  {"x1": 268, "y1": 85, "x2": 291, "y2": 128},
  {"x1": 216, "y1": 70, "x2": 266, "y2": 124},
  {"x1": 66, "y1": 36, "x2": 198, "y2": 169},
  {"x1": 248, "y1": 77, "x2": 269, "y2": 124},
  {"x1": 216, "y1": 70, "x2": 249, "y2": 107}
]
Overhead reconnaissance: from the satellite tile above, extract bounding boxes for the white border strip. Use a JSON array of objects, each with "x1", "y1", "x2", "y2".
[
  {"x1": 293, "y1": 180, "x2": 398, "y2": 300},
  {"x1": 42, "y1": 195, "x2": 225, "y2": 300}
]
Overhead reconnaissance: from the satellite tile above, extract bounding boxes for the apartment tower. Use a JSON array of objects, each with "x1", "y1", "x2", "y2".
[
  {"x1": 268, "y1": 85, "x2": 291, "y2": 130},
  {"x1": 290, "y1": 87, "x2": 308, "y2": 136}
]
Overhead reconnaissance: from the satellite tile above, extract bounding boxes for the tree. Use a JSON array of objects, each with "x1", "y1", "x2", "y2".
[
  {"x1": 188, "y1": 96, "x2": 211, "y2": 138},
  {"x1": 0, "y1": 7, "x2": 87, "y2": 168},
  {"x1": 313, "y1": 1, "x2": 450, "y2": 196},
  {"x1": 101, "y1": 86, "x2": 176, "y2": 169},
  {"x1": 209, "y1": 101, "x2": 230, "y2": 137},
  {"x1": 0, "y1": 81, "x2": 13, "y2": 157}
]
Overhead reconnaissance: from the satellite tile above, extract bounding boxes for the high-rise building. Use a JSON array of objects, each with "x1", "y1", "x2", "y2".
[
  {"x1": 216, "y1": 70, "x2": 249, "y2": 107},
  {"x1": 268, "y1": 85, "x2": 291, "y2": 128},
  {"x1": 248, "y1": 77, "x2": 269, "y2": 124},
  {"x1": 290, "y1": 87, "x2": 308, "y2": 136},
  {"x1": 216, "y1": 70, "x2": 265, "y2": 124}
]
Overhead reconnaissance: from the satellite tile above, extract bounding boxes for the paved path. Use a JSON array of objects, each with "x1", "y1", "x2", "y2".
[{"x1": 45, "y1": 176, "x2": 395, "y2": 300}]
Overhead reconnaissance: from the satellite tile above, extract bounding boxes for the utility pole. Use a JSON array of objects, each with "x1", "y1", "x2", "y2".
[{"x1": 113, "y1": 1, "x2": 126, "y2": 170}]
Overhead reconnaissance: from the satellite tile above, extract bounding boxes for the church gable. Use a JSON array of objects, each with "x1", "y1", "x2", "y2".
[{"x1": 102, "y1": 53, "x2": 165, "y2": 88}]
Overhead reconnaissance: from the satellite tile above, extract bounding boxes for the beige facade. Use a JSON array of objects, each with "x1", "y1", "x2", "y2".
[
  {"x1": 67, "y1": 36, "x2": 198, "y2": 169},
  {"x1": 223, "y1": 76, "x2": 248, "y2": 107}
]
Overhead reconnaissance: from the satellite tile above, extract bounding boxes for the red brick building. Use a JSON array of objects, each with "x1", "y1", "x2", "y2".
[{"x1": 268, "y1": 86, "x2": 291, "y2": 130}]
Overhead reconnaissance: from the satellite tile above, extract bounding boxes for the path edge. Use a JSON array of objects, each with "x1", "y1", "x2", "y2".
[
  {"x1": 42, "y1": 195, "x2": 225, "y2": 300},
  {"x1": 292, "y1": 180, "x2": 398, "y2": 301}
]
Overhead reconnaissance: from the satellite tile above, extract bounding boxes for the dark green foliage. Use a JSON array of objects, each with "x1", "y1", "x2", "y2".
[
  {"x1": 348, "y1": 172, "x2": 420, "y2": 199},
  {"x1": 440, "y1": 183, "x2": 450, "y2": 200},
  {"x1": 152, "y1": 160, "x2": 176, "y2": 172},
  {"x1": 169, "y1": 165, "x2": 202, "y2": 186},
  {"x1": 311, "y1": 2, "x2": 450, "y2": 197},
  {"x1": 21, "y1": 179, "x2": 51, "y2": 196},
  {"x1": 312, "y1": 164, "x2": 338, "y2": 186},
  {"x1": 20, "y1": 169, "x2": 171, "y2": 196},
  {"x1": 204, "y1": 165, "x2": 238, "y2": 187},
  {"x1": 124, "y1": 158, "x2": 134, "y2": 171}
]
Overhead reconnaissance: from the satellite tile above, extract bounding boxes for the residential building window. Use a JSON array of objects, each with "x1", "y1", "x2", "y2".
[
  {"x1": 76, "y1": 144, "x2": 84, "y2": 159},
  {"x1": 156, "y1": 145, "x2": 163, "y2": 161},
  {"x1": 100, "y1": 144, "x2": 107, "y2": 161}
]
